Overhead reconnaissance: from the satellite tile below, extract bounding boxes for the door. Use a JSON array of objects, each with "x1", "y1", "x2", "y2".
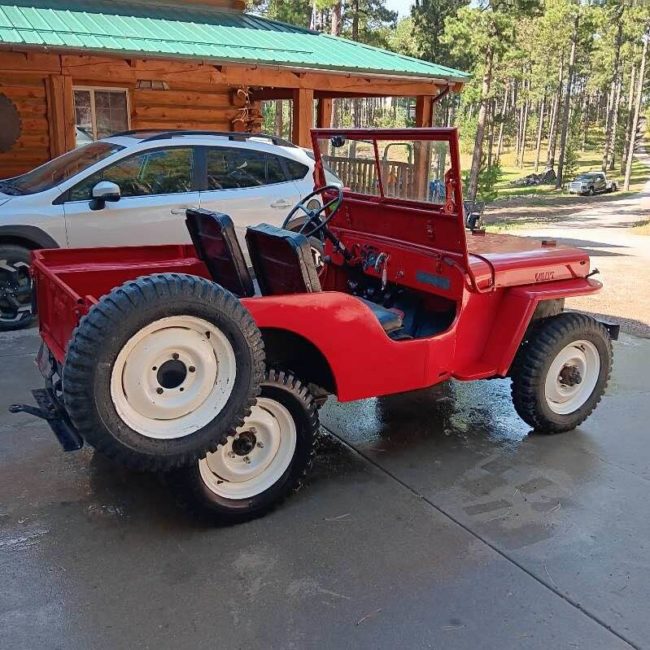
[
  {"x1": 596, "y1": 174, "x2": 607, "y2": 193},
  {"x1": 198, "y1": 146, "x2": 302, "y2": 245},
  {"x1": 63, "y1": 146, "x2": 199, "y2": 247}
]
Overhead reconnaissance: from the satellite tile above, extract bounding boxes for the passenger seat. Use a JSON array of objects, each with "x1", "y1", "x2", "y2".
[{"x1": 245, "y1": 224, "x2": 403, "y2": 335}]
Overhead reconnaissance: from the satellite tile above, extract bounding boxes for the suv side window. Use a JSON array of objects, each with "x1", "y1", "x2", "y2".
[
  {"x1": 206, "y1": 148, "x2": 287, "y2": 190},
  {"x1": 284, "y1": 159, "x2": 309, "y2": 181},
  {"x1": 68, "y1": 147, "x2": 194, "y2": 201}
]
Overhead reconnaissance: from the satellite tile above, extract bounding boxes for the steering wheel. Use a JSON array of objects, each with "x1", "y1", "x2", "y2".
[{"x1": 282, "y1": 185, "x2": 343, "y2": 238}]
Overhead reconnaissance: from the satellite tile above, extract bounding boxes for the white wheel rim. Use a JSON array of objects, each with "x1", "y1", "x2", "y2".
[
  {"x1": 110, "y1": 316, "x2": 236, "y2": 439},
  {"x1": 544, "y1": 339, "x2": 600, "y2": 415},
  {"x1": 198, "y1": 397, "x2": 297, "y2": 500}
]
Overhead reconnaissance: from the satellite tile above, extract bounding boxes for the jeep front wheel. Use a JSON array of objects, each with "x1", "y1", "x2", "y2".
[
  {"x1": 167, "y1": 371, "x2": 319, "y2": 525},
  {"x1": 511, "y1": 313, "x2": 612, "y2": 432}
]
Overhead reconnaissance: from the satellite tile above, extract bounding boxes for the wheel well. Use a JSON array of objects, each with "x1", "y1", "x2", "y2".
[
  {"x1": 260, "y1": 327, "x2": 336, "y2": 395},
  {"x1": 0, "y1": 235, "x2": 40, "y2": 250}
]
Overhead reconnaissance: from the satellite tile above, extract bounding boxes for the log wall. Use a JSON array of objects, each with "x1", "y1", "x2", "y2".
[{"x1": 0, "y1": 48, "x2": 447, "y2": 178}]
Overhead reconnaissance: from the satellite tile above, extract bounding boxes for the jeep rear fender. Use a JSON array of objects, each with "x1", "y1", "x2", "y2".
[
  {"x1": 243, "y1": 292, "x2": 456, "y2": 402},
  {"x1": 475, "y1": 277, "x2": 603, "y2": 378}
]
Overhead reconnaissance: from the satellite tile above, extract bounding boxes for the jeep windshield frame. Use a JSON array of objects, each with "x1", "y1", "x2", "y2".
[{"x1": 310, "y1": 127, "x2": 469, "y2": 268}]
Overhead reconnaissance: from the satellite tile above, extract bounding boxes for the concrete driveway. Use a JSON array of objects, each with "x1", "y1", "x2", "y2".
[{"x1": 1, "y1": 328, "x2": 648, "y2": 649}]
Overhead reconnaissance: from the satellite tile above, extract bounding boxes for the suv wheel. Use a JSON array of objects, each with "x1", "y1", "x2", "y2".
[{"x1": 0, "y1": 244, "x2": 34, "y2": 331}]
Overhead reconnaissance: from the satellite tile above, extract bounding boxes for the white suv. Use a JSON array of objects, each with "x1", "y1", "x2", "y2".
[{"x1": 0, "y1": 130, "x2": 338, "y2": 330}]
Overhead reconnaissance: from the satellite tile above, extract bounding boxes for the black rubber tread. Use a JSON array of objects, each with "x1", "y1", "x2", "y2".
[
  {"x1": 511, "y1": 312, "x2": 612, "y2": 433},
  {"x1": 0, "y1": 244, "x2": 34, "y2": 331},
  {"x1": 62, "y1": 273, "x2": 265, "y2": 471},
  {"x1": 166, "y1": 370, "x2": 320, "y2": 525}
]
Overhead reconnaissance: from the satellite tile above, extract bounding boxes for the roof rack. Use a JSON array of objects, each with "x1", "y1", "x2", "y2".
[{"x1": 109, "y1": 129, "x2": 297, "y2": 148}]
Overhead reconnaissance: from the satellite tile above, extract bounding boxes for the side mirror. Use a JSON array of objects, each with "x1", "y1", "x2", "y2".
[{"x1": 90, "y1": 181, "x2": 121, "y2": 211}]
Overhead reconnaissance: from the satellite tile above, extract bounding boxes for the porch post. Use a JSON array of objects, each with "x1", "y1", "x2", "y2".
[
  {"x1": 413, "y1": 95, "x2": 435, "y2": 200},
  {"x1": 316, "y1": 97, "x2": 333, "y2": 128},
  {"x1": 46, "y1": 74, "x2": 75, "y2": 157},
  {"x1": 292, "y1": 88, "x2": 314, "y2": 147}
]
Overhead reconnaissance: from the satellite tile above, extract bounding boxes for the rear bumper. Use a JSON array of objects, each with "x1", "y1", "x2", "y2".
[{"x1": 8, "y1": 343, "x2": 83, "y2": 452}]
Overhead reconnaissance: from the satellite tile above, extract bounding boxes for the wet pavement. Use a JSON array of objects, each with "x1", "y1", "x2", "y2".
[{"x1": 0, "y1": 328, "x2": 648, "y2": 649}]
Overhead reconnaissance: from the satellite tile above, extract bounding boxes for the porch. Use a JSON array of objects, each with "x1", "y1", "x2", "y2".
[{"x1": 0, "y1": 0, "x2": 468, "y2": 178}]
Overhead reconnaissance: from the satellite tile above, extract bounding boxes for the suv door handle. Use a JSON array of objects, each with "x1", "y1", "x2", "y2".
[
  {"x1": 170, "y1": 206, "x2": 197, "y2": 215},
  {"x1": 270, "y1": 199, "x2": 292, "y2": 209}
]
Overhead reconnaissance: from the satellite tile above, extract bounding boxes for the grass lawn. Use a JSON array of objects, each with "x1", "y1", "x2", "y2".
[
  {"x1": 491, "y1": 149, "x2": 650, "y2": 201},
  {"x1": 633, "y1": 220, "x2": 650, "y2": 235}
]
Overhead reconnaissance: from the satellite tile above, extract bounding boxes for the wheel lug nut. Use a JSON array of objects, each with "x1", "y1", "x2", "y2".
[
  {"x1": 243, "y1": 456, "x2": 251, "y2": 464},
  {"x1": 172, "y1": 353, "x2": 179, "y2": 360},
  {"x1": 156, "y1": 387, "x2": 163, "y2": 394},
  {"x1": 188, "y1": 366, "x2": 196, "y2": 373},
  {"x1": 249, "y1": 427, "x2": 257, "y2": 434},
  {"x1": 228, "y1": 451, "x2": 236, "y2": 458},
  {"x1": 256, "y1": 442, "x2": 264, "y2": 448}
]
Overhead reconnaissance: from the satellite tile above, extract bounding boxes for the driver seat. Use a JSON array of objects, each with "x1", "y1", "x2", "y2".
[
  {"x1": 245, "y1": 224, "x2": 403, "y2": 335},
  {"x1": 186, "y1": 208, "x2": 255, "y2": 297}
]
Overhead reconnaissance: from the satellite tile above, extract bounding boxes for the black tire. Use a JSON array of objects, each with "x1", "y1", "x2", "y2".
[
  {"x1": 167, "y1": 370, "x2": 319, "y2": 525},
  {"x1": 511, "y1": 313, "x2": 612, "y2": 433},
  {"x1": 0, "y1": 244, "x2": 34, "y2": 331},
  {"x1": 62, "y1": 273, "x2": 265, "y2": 471}
]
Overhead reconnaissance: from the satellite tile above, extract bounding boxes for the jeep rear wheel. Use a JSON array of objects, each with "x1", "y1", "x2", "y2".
[
  {"x1": 63, "y1": 273, "x2": 265, "y2": 470},
  {"x1": 511, "y1": 313, "x2": 612, "y2": 433},
  {"x1": 0, "y1": 244, "x2": 34, "y2": 331},
  {"x1": 167, "y1": 371, "x2": 319, "y2": 525}
]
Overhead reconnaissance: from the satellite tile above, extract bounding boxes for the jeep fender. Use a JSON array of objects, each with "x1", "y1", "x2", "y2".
[{"x1": 480, "y1": 278, "x2": 603, "y2": 377}]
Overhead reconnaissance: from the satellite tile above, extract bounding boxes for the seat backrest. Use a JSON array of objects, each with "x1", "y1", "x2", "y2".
[
  {"x1": 245, "y1": 224, "x2": 321, "y2": 296},
  {"x1": 185, "y1": 208, "x2": 254, "y2": 297}
]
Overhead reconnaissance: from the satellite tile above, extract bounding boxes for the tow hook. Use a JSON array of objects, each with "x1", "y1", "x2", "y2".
[{"x1": 9, "y1": 389, "x2": 83, "y2": 452}]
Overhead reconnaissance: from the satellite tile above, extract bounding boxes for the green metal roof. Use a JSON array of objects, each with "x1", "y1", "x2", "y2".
[{"x1": 0, "y1": 0, "x2": 469, "y2": 83}]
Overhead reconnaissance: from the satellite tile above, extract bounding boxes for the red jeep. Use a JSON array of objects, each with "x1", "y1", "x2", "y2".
[{"x1": 13, "y1": 128, "x2": 615, "y2": 524}]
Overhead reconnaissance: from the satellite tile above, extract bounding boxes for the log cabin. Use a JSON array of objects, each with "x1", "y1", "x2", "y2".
[{"x1": 0, "y1": 0, "x2": 468, "y2": 179}]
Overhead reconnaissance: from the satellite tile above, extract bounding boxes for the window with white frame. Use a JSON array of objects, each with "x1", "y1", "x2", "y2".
[{"x1": 73, "y1": 87, "x2": 129, "y2": 146}]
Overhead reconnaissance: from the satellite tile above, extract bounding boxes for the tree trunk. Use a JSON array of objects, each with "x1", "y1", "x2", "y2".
[
  {"x1": 274, "y1": 100, "x2": 283, "y2": 137},
  {"x1": 546, "y1": 56, "x2": 564, "y2": 169},
  {"x1": 621, "y1": 63, "x2": 637, "y2": 174},
  {"x1": 351, "y1": 0, "x2": 359, "y2": 41},
  {"x1": 603, "y1": 14, "x2": 624, "y2": 171},
  {"x1": 534, "y1": 94, "x2": 546, "y2": 172},
  {"x1": 331, "y1": 1, "x2": 342, "y2": 36},
  {"x1": 487, "y1": 98, "x2": 497, "y2": 168},
  {"x1": 518, "y1": 81, "x2": 530, "y2": 168},
  {"x1": 495, "y1": 83, "x2": 508, "y2": 163},
  {"x1": 608, "y1": 75, "x2": 623, "y2": 170},
  {"x1": 467, "y1": 47, "x2": 494, "y2": 202},
  {"x1": 556, "y1": 15, "x2": 579, "y2": 189},
  {"x1": 624, "y1": 31, "x2": 648, "y2": 190}
]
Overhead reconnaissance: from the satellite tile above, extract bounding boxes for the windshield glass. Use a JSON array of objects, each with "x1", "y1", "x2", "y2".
[
  {"x1": 317, "y1": 136, "x2": 453, "y2": 204},
  {"x1": 577, "y1": 173, "x2": 597, "y2": 180},
  {"x1": 6, "y1": 142, "x2": 124, "y2": 195}
]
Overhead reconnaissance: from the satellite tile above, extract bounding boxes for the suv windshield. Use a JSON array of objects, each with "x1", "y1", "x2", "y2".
[
  {"x1": 2, "y1": 142, "x2": 124, "y2": 195},
  {"x1": 577, "y1": 173, "x2": 598, "y2": 180}
]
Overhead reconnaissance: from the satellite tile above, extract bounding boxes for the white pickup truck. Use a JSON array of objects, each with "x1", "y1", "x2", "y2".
[{"x1": 567, "y1": 172, "x2": 618, "y2": 196}]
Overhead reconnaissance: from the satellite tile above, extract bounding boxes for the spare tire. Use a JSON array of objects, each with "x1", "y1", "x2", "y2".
[{"x1": 62, "y1": 273, "x2": 265, "y2": 471}]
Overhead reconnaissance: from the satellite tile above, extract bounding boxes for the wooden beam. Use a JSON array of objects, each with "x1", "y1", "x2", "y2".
[
  {"x1": 292, "y1": 88, "x2": 314, "y2": 148},
  {"x1": 413, "y1": 95, "x2": 435, "y2": 201},
  {"x1": 415, "y1": 95, "x2": 434, "y2": 127},
  {"x1": 316, "y1": 97, "x2": 333, "y2": 128},
  {"x1": 45, "y1": 75, "x2": 75, "y2": 157}
]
